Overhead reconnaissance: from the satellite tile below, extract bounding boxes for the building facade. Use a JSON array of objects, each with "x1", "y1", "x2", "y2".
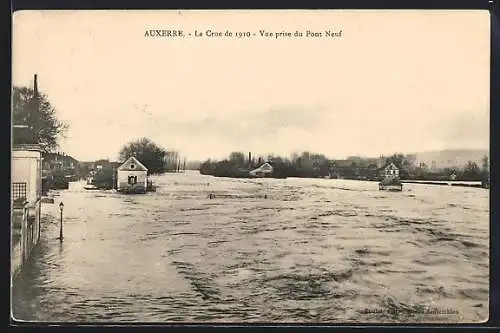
[
  {"x1": 117, "y1": 157, "x2": 148, "y2": 193},
  {"x1": 381, "y1": 162, "x2": 400, "y2": 179},
  {"x1": 11, "y1": 143, "x2": 43, "y2": 281}
]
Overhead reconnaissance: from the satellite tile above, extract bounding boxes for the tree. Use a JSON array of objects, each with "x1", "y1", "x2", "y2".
[
  {"x1": 480, "y1": 154, "x2": 490, "y2": 187},
  {"x1": 12, "y1": 86, "x2": 68, "y2": 152},
  {"x1": 463, "y1": 160, "x2": 481, "y2": 181},
  {"x1": 229, "y1": 152, "x2": 246, "y2": 166},
  {"x1": 93, "y1": 165, "x2": 115, "y2": 190},
  {"x1": 118, "y1": 138, "x2": 168, "y2": 175},
  {"x1": 163, "y1": 150, "x2": 180, "y2": 172},
  {"x1": 481, "y1": 154, "x2": 489, "y2": 174}
]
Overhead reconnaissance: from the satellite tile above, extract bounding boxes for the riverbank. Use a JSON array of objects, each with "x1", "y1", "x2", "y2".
[
  {"x1": 201, "y1": 172, "x2": 488, "y2": 189},
  {"x1": 401, "y1": 180, "x2": 486, "y2": 188}
]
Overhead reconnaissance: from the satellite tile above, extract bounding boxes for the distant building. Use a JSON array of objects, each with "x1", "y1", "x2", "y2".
[
  {"x1": 117, "y1": 156, "x2": 148, "y2": 193},
  {"x1": 249, "y1": 162, "x2": 273, "y2": 177},
  {"x1": 380, "y1": 162, "x2": 400, "y2": 179}
]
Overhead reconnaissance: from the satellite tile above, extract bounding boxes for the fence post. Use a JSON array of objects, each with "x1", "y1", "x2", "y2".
[
  {"x1": 37, "y1": 201, "x2": 41, "y2": 242},
  {"x1": 21, "y1": 202, "x2": 28, "y2": 263}
]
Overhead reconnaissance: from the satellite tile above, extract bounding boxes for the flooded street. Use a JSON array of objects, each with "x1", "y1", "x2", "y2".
[{"x1": 12, "y1": 171, "x2": 489, "y2": 323}]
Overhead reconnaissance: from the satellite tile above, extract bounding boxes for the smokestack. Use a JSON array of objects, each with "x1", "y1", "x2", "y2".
[
  {"x1": 249, "y1": 152, "x2": 252, "y2": 168},
  {"x1": 34, "y1": 74, "x2": 38, "y2": 97},
  {"x1": 32, "y1": 74, "x2": 40, "y2": 143}
]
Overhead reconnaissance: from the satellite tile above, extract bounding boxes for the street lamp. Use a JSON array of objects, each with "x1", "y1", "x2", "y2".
[{"x1": 59, "y1": 202, "x2": 64, "y2": 242}]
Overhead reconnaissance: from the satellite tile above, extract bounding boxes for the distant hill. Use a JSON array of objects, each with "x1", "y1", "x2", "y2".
[{"x1": 411, "y1": 149, "x2": 488, "y2": 169}]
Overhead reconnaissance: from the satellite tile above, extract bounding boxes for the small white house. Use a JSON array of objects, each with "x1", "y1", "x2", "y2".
[
  {"x1": 117, "y1": 157, "x2": 148, "y2": 194},
  {"x1": 249, "y1": 162, "x2": 274, "y2": 177},
  {"x1": 382, "y1": 162, "x2": 400, "y2": 179}
]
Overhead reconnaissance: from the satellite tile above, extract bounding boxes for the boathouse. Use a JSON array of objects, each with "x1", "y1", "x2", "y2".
[
  {"x1": 117, "y1": 156, "x2": 148, "y2": 193},
  {"x1": 249, "y1": 162, "x2": 273, "y2": 177}
]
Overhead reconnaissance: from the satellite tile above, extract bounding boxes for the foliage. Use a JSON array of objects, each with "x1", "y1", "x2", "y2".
[
  {"x1": 93, "y1": 165, "x2": 116, "y2": 190},
  {"x1": 461, "y1": 161, "x2": 481, "y2": 181},
  {"x1": 200, "y1": 151, "x2": 332, "y2": 179},
  {"x1": 12, "y1": 86, "x2": 68, "y2": 152},
  {"x1": 119, "y1": 137, "x2": 171, "y2": 175},
  {"x1": 48, "y1": 169, "x2": 69, "y2": 189},
  {"x1": 200, "y1": 150, "x2": 490, "y2": 182},
  {"x1": 229, "y1": 152, "x2": 246, "y2": 166}
]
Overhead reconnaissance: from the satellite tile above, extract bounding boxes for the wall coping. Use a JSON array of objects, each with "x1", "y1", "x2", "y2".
[{"x1": 12, "y1": 144, "x2": 42, "y2": 152}]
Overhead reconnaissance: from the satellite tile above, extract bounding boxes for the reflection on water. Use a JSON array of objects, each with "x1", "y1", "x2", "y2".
[{"x1": 12, "y1": 171, "x2": 489, "y2": 323}]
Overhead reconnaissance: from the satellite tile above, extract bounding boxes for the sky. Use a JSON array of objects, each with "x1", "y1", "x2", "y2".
[{"x1": 12, "y1": 10, "x2": 490, "y2": 162}]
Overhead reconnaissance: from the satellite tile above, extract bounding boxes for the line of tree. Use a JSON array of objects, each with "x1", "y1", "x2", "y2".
[
  {"x1": 199, "y1": 151, "x2": 490, "y2": 182},
  {"x1": 200, "y1": 151, "x2": 332, "y2": 179}
]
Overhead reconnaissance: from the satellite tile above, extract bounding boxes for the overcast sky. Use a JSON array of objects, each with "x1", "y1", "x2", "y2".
[{"x1": 13, "y1": 10, "x2": 490, "y2": 162}]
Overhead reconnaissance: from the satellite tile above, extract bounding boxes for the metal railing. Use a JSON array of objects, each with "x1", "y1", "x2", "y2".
[{"x1": 12, "y1": 182, "x2": 27, "y2": 206}]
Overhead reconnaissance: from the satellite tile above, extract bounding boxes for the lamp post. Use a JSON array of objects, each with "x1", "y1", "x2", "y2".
[{"x1": 59, "y1": 202, "x2": 64, "y2": 242}]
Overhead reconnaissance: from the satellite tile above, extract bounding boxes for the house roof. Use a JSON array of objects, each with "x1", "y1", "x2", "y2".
[
  {"x1": 385, "y1": 162, "x2": 398, "y2": 170},
  {"x1": 377, "y1": 162, "x2": 399, "y2": 172},
  {"x1": 117, "y1": 156, "x2": 148, "y2": 171},
  {"x1": 249, "y1": 162, "x2": 273, "y2": 174}
]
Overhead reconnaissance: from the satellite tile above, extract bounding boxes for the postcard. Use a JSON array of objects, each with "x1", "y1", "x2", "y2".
[{"x1": 11, "y1": 9, "x2": 490, "y2": 324}]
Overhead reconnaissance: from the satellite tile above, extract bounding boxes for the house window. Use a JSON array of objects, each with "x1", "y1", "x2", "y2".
[
  {"x1": 130, "y1": 164, "x2": 135, "y2": 169},
  {"x1": 128, "y1": 176, "x2": 137, "y2": 185}
]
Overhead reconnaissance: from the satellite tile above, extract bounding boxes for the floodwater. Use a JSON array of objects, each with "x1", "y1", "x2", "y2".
[{"x1": 12, "y1": 171, "x2": 489, "y2": 323}]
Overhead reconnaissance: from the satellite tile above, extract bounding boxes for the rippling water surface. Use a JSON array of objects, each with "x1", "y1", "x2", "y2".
[{"x1": 12, "y1": 171, "x2": 489, "y2": 323}]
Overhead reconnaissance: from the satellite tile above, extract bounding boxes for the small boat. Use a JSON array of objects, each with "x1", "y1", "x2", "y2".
[{"x1": 378, "y1": 177, "x2": 403, "y2": 191}]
